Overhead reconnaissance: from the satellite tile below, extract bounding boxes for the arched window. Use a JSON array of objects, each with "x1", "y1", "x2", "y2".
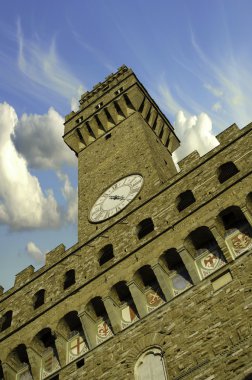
[
  {"x1": 137, "y1": 218, "x2": 154, "y2": 239},
  {"x1": 160, "y1": 249, "x2": 192, "y2": 296},
  {"x1": 111, "y1": 281, "x2": 139, "y2": 328},
  {"x1": 134, "y1": 266, "x2": 165, "y2": 312},
  {"x1": 6, "y1": 344, "x2": 32, "y2": 379},
  {"x1": 0, "y1": 310, "x2": 12, "y2": 331},
  {"x1": 219, "y1": 206, "x2": 252, "y2": 257},
  {"x1": 33, "y1": 289, "x2": 45, "y2": 309},
  {"x1": 176, "y1": 190, "x2": 195, "y2": 212},
  {"x1": 32, "y1": 328, "x2": 61, "y2": 375},
  {"x1": 64, "y1": 269, "x2": 76, "y2": 289},
  {"x1": 98, "y1": 244, "x2": 114, "y2": 266},
  {"x1": 135, "y1": 347, "x2": 167, "y2": 380},
  {"x1": 185, "y1": 227, "x2": 226, "y2": 279},
  {"x1": 218, "y1": 161, "x2": 239, "y2": 183}
]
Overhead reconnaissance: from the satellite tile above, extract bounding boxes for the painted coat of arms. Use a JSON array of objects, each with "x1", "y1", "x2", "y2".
[
  {"x1": 230, "y1": 230, "x2": 252, "y2": 257},
  {"x1": 41, "y1": 351, "x2": 60, "y2": 379},
  {"x1": 121, "y1": 303, "x2": 138, "y2": 328},
  {"x1": 197, "y1": 249, "x2": 225, "y2": 279},
  {"x1": 146, "y1": 287, "x2": 165, "y2": 312},
  {"x1": 68, "y1": 335, "x2": 88, "y2": 362},
  {"x1": 170, "y1": 270, "x2": 192, "y2": 296},
  {"x1": 96, "y1": 320, "x2": 113, "y2": 344}
]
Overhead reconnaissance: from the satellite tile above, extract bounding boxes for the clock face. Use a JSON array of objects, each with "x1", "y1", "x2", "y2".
[{"x1": 89, "y1": 174, "x2": 143, "y2": 222}]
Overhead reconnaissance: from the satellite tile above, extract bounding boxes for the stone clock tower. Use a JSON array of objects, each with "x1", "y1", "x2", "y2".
[
  {"x1": 0, "y1": 66, "x2": 251, "y2": 380},
  {"x1": 63, "y1": 65, "x2": 180, "y2": 241}
]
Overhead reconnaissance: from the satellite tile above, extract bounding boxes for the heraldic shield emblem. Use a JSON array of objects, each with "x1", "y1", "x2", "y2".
[
  {"x1": 41, "y1": 350, "x2": 60, "y2": 379},
  {"x1": 68, "y1": 335, "x2": 88, "y2": 363},
  {"x1": 196, "y1": 249, "x2": 226, "y2": 279},
  {"x1": 146, "y1": 287, "x2": 165, "y2": 312},
  {"x1": 230, "y1": 230, "x2": 252, "y2": 257},
  {"x1": 121, "y1": 303, "x2": 138, "y2": 328},
  {"x1": 96, "y1": 320, "x2": 113, "y2": 345},
  {"x1": 171, "y1": 270, "x2": 192, "y2": 296}
]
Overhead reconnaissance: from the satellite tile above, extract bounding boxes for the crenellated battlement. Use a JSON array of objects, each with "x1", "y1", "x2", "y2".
[{"x1": 63, "y1": 65, "x2": 180, "y2": 156}]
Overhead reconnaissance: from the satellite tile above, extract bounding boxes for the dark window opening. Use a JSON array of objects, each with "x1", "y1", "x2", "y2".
[
  {"x1": 220, "y1": 206, "x2": 249, "y2": 231},
  {"x1": 99, "y1": 244, "x2": 114, "y2": 266},
  {"x1": 162, "y1": 249, "x2": 184, "y2": 272},
  {"x1": 115, "y1": 87, "x2": 124, "y2": 95},
  {"x1": 177, "y1": 190, "x2": 196, "y2": 212},
  {"x1": 64, "y1": 269, "x2": 76, "y2": 289},
  {"x1": 95, "y1": 102, "x2": 103, "y2": 110},
  {"x1": 14, "y1": 344, "x2": 29, "y2": 364},
  {"x1": 76, "y1": 358, "x2": 85, "y2": 368},
  {"x1": 34, "y1": 289, "x2": 45, "y2": 309},
  {"x1": 38, "y1": 328, "x2": 55, "y2": 349},
  {"x1": 1, "y1": 310, "x2": 12, "y2": 331},
  {"x1": 137, "y1": 218, "x2": 154, "y2": 239},
  {"x1": 186, "y1": 227, "x2": 219, "y2": 257},
  {"x1": 138, "y1": 266, "x2": 157, "y2": 288},
  {"x1": 64, "y1": 311, "x2": 83, "y2": 333},
  {"x1": 89, "y1": 297, "x2": 107, "y2": 319},
  {"x1": 76, "y1": 116, "x2": 83, "y2": 124},
  {"x1": 218, "y1": 161, "x2": 239, "y2": 183},
  {"x1": 114, "y1": 282, "x2": 132, "y2": 303}
]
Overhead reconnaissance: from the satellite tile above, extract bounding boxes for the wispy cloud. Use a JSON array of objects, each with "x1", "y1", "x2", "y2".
[
  {"x1": 16, "y1": 19, "x2": 84, "y2": 108},
  {"x1": 72, "y1": 30, "x2": 116, "y2": 73},
  {"x1": 191, "y1": 31, "x2": 252, "y2": 128}
]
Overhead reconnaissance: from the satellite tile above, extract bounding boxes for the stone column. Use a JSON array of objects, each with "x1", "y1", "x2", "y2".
[
  {"x1": 241, "y1": 205, "x2": 252, "y2": 226},
  {"x1": 78, "y1": 310, "x2": 96, "y2": 349},
  {"x1": 55, "y1": 332, "x2": 68, "y2": 366},
  {"x1": 127, "y1": 280, "x2": 148, "y2": 318},
  {"x1": 210, "y1": 225, "x2": 233, "y2": 263},
  {"x1": 2, "y1": 362, "x2": 15, "y2": 380},
  {"x1": 103, "y1": 296, "x2": 122, "y2": 334},
  {"x1": 26, "y1": 347, "x2": 42, "y2": 380},
  {"x1": 152, "y1": 263, "x2": 173, "y2": 301},
  {"x1": 177, "y1": 247, "x2": 201, "y2": 285}
]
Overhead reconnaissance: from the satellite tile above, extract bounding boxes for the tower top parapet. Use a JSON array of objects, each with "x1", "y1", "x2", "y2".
[{"x1": 63, "y1": 65, "x2": 180, "y2": 156}]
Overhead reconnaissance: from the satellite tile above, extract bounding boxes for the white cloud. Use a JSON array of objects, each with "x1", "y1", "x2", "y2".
[
  {"x1": 12, "y1": 107, "x2": 76, "y2": 170},
  {"x1": 0, "y1": 102, "x2": 61, "y2": 230},
  {"x1": 57, "y1": 171, "x2": 78, "y2": 224},
  {"x1": 172, "y1": 111, "x2": 219, "y2": 163},
  {"x1": 16, "y1": 19, "x2": 84, "y2": 109},
  {"x1": 26, "y1": 241, "x2": 45, "y2": 263}
]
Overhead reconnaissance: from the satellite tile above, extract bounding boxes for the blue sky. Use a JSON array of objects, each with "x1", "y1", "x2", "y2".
[{"x1": 0, "y1": 0, "x2": 251, "y2": 291}]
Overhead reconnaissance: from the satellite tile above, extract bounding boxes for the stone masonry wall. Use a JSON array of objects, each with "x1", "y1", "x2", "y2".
[{"x1": 0, "y1": 119, "x2": 251, "y2": 379}]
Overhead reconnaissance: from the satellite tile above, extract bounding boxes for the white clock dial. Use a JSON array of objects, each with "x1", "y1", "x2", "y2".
[{"x1": 89, "y1": 174, "x2": 143, "y2": 222}]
